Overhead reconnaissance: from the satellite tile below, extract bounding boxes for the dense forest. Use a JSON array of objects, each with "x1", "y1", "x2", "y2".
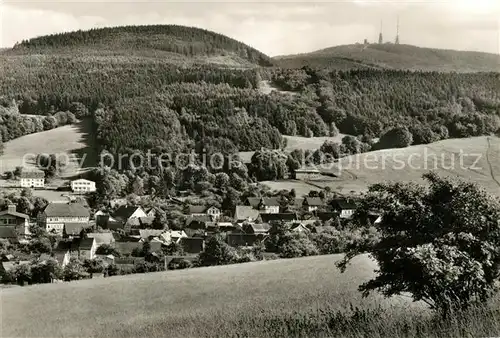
[
  {"x1": 10, "y1": 25, "x2": 274, "y2": 67},
  {"x1": 1, "y1": 26, "x2": 500, "y2": 185}
]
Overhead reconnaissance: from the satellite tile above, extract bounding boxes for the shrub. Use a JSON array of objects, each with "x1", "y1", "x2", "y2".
[{"x1": 167, "y1": 258, "x2": 192, "y2": 270}]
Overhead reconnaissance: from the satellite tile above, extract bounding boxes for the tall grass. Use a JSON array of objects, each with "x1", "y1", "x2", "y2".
[{"x1": 184, "y1": 303, "x2": 500, "y2": 338}]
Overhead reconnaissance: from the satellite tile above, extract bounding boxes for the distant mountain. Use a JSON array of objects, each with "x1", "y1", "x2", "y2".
[
  {"x1": 274, "y1": 43, "x2": 500, "y2": 72},
  {"x1": 6, "y1": 25, "x2": 274, "y2": 67}
]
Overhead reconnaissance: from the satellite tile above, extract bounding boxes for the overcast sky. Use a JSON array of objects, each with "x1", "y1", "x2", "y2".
[{"x1": 0, "y1": 0, "x2": 499, "y2": 56}]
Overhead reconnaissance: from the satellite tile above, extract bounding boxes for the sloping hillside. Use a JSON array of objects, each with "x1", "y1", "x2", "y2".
[
  {"x1": 0, "y1": 254, "x2": 426, "y2": 338},
  {"x1": 275, "y1": 44, "x2": 500, "y2": 72},
  {"x1": 5, "y1": 25, "x2": 274, "y2": 67},
  {"x1": 287, "y1": 136, "x2": 500, "y2": 198}
]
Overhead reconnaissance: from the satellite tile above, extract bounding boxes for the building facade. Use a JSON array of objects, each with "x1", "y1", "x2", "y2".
[
  {"x1": 20, "y1": 171, "x2": 45, "y2": 188},
  {"x1": 71, "y1": 179, "x2": 96, "y2": 193},
  {"x1": 295, "y1": 168, "x2": 321, "y2": 181},
  {"x1": 38, "y1": 203, "x2": 90, "y2": 235},
  {"x1": 0, "y1": 204, "x2": 30, "y2": 237}
]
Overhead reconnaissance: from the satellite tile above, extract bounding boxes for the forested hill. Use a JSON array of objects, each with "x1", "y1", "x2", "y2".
[
  {"x1": 274, "y1": 44, "x2": 500, "y2": 72},
  {"x1": 7, "y1": 25, "x2": 274, "y2": 67}
]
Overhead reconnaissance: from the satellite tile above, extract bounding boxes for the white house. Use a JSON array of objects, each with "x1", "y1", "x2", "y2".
[
  {"x1": 38, "y1": 202, "x2": 90, "y2": 235},
  {"x1": 206, "y1": 206, "x2": 221, "y2": 220},
  {"x1": 20, "y1": 170, "x2": 45, "y2": 188},
  {"x1": 71, "y1": 179, "x2": 96, "y2": 193}
]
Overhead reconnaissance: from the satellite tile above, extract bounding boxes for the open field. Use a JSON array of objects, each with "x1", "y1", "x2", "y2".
[
  {"x1": 262, "y1": 136, "x2": 500, "y2": 197},
  {"x1": 0, "y1": 118, "x2": 97, "y2": 179},
  {"x1": 0, "y1": 254, "x2": 429, "y2": 338}
]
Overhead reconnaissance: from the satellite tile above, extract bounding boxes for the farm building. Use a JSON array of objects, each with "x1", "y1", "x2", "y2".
[
  {"x1": 38, "y1": 202, "x2": 90, "y2": 235},
  {"x1": 20, "y1": 170, "x2": 45, "y2": 188},
  {"x1": 294, "y1": 168, "x2": 321, "y2": 180}
]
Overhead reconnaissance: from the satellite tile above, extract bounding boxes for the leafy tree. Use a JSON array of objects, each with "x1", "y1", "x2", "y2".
[
  {"x1": 197, "y1": 235, "x2": 238, "y2": 266},
  {"x1": 214, "y1": 172, "x2": 230, "y2": 189},
  {"x1": 249, "y1": 149, "x2": 288, "y2": 181},
  {"x1": 63, "y1": 258, "x2": 89, "y2": 281},
  {"x1": 31, "y1": 259, "x2": 62, "y2": 283},
  {"x1": 42, "y1": 116, "x2": 58, "y2": 130},
  {"x1": 329, "y1": 122, "x2": 339, "y2": 137},
  {"x1": 29, "y1": 237, "x2": 52, "y2": 254},
  {"x1": 338, "y1": 172, "x2": 500, "y2": 317},
  {"x1": 95, "y1": 244, "x2": 120, "y2": 257},
  {"x1": 152, "y1": 209, "x2": 167, "y2": 229},
  {"x1": 320, "y1": 140, "x2": 341, "y2": 159},
  {"x1": 376, "y1": 126, "x2": 413, "y2": 149}
]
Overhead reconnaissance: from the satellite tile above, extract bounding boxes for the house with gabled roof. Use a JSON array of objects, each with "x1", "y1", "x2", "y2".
[
  {"x1": 86, "y1": 232, "x2": 115, "y2": 247},
  {"x1": 246, "y1": 197, "x2": 280, "y2": 214},
  {"x1": 145, "y1": 208, "x2": 157, "y2": 218},
  {"x1": 289, "y1": 222, "x2": 311, "y2": 233},
  {"x1": 72, "y1": 237, "x2": 97, "y2": 260},
  {"x1": 331, "y1": 199, "x2": 357, "y2": 219},
  {"x1": 243, "y1": 223, "x2": 271, "y2": 235},
  {"x1": 63, "y1": 223, "x2": 92, "y2": 239},
  {"x1": 234, "y1": 206, "x2": 260, "y2": 224},
  {"x1": 38, "y1": 202, "x2": 90, "y2": 235},
  {"x1": 226, "y1": 233, "x2": 260, "y2": 248},
  {"x1": 186, "y1": 205, "x2": 221, "y2": 221},
  {"x1": 0, "y1": 204, "x2": 30, "y2": 237},
  {"x1": 111, "y1": 205, "x2": 147, "y2": 223},
  {"x1": 185, "y1": 215, "x2": 211, "y2": 229},
  {"x1": 302, "y1": 197, "x2": 325, "y2": 212}
]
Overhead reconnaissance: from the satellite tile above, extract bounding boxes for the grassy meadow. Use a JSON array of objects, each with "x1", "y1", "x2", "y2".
[
  {"x1": 262, "y1": 136, "x2": 500, "y2": 198},
  {"x1": 2, "y1": 254, "x2": 500, "y2": 337},
  {"x1": 0, "y1": 118, "x2": 97, "y2": 179}
]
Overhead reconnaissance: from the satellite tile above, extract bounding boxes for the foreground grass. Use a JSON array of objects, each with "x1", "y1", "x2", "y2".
[{"x1": 1, "y1": 254, "x2": 498, "y2": 337}]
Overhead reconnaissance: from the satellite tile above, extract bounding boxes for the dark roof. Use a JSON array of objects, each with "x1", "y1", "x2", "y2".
[
  {"x1": 0, "y1": 226, "x2": 18, "y2": 238},
  {"x1": 244, "y1": 223, "x2": 271, "y2": 234},
  {"x1": 78, "y1": 238, "x2": 95, "y2": 250},
  {"x1": 260, "y1": 213, "x2": 297, "y2": 222},
  {"x1": 186, "y1": 215, "x2": 211, "y2": 226},
  {"x1": 247, "y1": 197, "x2": 280, "y2": 208},
  {"x1": 112, "y1": 205, "x2": 144, "y2": 221},
  {"x1": 303, "y1": 197, "x2": 325, "y2": 207},
  {"x1": 317, "y1": 212, "x2": 339, "y2": 222},
  {"x1": 114, "y1": 241, "x2": 142, "y2": 255},
  {"x1": 234, "y1": 206, "x2": 259, "y2": 221},
  {"x1": 180, "y1": 237, "x2": 204, "y2": 254},
  {"x1": 226, "y1": 233, "x2": 259, "y2": 247},
  {"x1": 44, "y1": 203, "x2": 89, "y2": 217},
  {"x1": 0, "y1": 209, "x2": 29, "y2": 219},
  {"x1": 54, "y1": 240, "x2": 72, "y2": 252},
  {"x1": 20, "y1": 170, "x2": 45, "y2": 179},
  {"x1": 64, "y1": 223, "x2": 91, "y2": 236},
  {"x1": 187, "y1": 205, "x2": 207, "y2": 214},
  {"x1": 332, "y1": 199, "x2": 357, "y2": 209}
]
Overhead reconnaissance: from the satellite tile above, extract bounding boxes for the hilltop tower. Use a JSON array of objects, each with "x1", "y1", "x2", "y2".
[
  {"x1": 378, "y1": 20, "x2": 383, "y2": 44},
  {"x1": 395, "y1": 16, "x2": 400, "y2": 44}
]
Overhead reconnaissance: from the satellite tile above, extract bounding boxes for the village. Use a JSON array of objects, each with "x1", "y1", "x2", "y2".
[{"x1": 0, "y1": 165, "x2": 378, "y2": 281}]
